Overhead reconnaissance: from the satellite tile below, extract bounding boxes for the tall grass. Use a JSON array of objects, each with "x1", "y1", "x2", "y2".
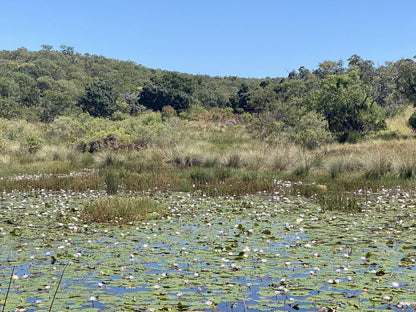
[
  {"x1": 82, "y1": 196, "x2": 163, "y2": 224},
  {"x1": 363, "y1": 152, "x2": 393, "y2": 179},
  {"x1": 317, "y1": 193, "x2": 361, "y2": 212}
]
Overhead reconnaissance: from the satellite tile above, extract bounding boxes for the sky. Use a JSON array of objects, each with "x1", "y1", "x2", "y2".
[{"x1": 1, "y1": 0, "x2": 415, "y2": 78}]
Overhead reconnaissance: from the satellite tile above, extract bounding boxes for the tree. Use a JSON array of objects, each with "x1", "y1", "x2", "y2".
[
  {"x1": 79, "y1": 80, "x2": 118, "y2": 118},
  {"x1": 40, "y1": 44, "x2": 53, "y2": 51},
  {"x1": 138, "y1": 72, "x2": 195, "y2": 112},
  {"x1": 313, "y1": 60, "x2": 345, "y2": 79},
  {"x1": 230, "y1": 83, "x2": 251, "y2": 113},
  {"x1": 310, "y1": 70, "x2": 386, "y2": 142},
  {"x1": 395, "y1": 58, "x2": 416, "y2": 105}
]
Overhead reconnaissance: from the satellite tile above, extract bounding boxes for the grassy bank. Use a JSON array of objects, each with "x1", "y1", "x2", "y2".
[{"x1": 0, "y1": 110, "x2": 415, "y2": 196}]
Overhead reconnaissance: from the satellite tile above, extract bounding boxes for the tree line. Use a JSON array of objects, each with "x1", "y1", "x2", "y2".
[{"x1": 1, "y1": 46, "x2": 416, "y2": 146}]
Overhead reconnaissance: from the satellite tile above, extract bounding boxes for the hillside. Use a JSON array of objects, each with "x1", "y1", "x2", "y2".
[{"x1": 0, "y1": 46, "x2": 416, "y2": 145}]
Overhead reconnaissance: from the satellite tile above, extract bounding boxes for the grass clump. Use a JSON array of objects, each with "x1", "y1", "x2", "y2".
[
  {"x1": 395, "y1": 159, "x2": 416, "y2": 179},
  {"x1": 189, "y1": 168, "x2": 213, "y2": 184},
  {"x1": 82, "y1": 196, "x2": 162, "y2": 224},
  {"x1": 103, "y1": 170, "x2": 119, "y2": 194},
  {"x1": 317, "y1": 193, "x2": 361, "y2": 212},
  {"x1": 328, "y1": 155, "x2": 358, "y2": 178},
  {"x1": 363, "y1": 153, "x2": 393, "y2": 179},
  {"x1": 226, "y1": 153, "x2": 243, "y2": 168}
]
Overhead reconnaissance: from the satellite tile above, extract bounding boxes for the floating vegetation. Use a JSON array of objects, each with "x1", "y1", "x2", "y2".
[{"x1": 0, "y1": 188, "x2": 415, "y2": 311}]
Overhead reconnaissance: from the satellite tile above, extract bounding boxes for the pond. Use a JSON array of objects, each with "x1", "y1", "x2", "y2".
[{"x1": 0, "y1": 186, "x2": 416, "y2": 311}]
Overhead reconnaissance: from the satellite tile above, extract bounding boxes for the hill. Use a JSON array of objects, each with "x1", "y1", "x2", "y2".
[{"x1": 0, "y1": 46, "x2": 416, "y2": 145}]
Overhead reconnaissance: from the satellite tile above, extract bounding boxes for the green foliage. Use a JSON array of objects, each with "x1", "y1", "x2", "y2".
[
  {"x1": 79, "y1": 79, "x2": 119, "y2": 117},
  {"x1": 317, "y1": 193, "x2": 361, "y2": 212},
  {"x1": 24, "y1": 132, "x2": 43, "y2": 154},
  {"x1": 82, "y1": 196, "x2": 161, "y2": 224},
  {"x1": 104, "y1": 170, "x2": 119, "y2": 194},
  {"x1": 310, "y1": 70, "x2": 386, "y2": 142},
  {"x1": 289, "y1": 111, "x2": 333, "y2": 149},
  {"x1": 0, "y1": 47, "x2": 413, "y2": 151},
  {"x1": 189, "y1": 168, "x2": 213, "y2": 184},
  {"x1": 408, "y1": 110, "x2": 416, "y2": 132},
  {"x1": 396, "y1": 58, "x2": 416, "y2": 105},
  {"x1": 139, "y1": 72, "x2": 195, "y2": 112}
]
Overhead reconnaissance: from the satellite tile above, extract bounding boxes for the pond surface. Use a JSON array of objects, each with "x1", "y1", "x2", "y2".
[{"x1": 1, "y1": 186, "x2": 416, "y2": 311}]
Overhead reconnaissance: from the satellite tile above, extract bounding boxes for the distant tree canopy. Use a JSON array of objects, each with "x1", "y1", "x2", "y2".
[
  {"x1": 0, "y1": 46, "x2": 414, "y2": 145},
  {"x1": 79, "y1": 79, "x2": 119, "y2": 118},
  {"x1": 138, "y1": 72, "x2": 196, "y2": 112}
]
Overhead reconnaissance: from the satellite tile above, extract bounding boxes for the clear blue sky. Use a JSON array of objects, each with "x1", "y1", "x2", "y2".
[{"x1": 1, "y1": 0, "x2": 415, "y2": 78}]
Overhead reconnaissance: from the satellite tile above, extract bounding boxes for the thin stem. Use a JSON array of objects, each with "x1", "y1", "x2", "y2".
[
  {"x1": 49, "y1": 263, "x2": 69, "y2": 312},
  {"x1": 2, "y1": 266, "x2": 15, "y2": 312}
]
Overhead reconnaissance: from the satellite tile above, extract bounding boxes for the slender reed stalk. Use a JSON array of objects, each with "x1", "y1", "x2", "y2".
[
  {"x1": 2, "y1": 266, "x2": 14, "y2": 312},
  {"x1": 49, "y1": 263, "x2": 69, "y2": 312}
]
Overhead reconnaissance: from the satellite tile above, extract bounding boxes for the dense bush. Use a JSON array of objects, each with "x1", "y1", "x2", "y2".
[{"x1": 408, "y1": 110, "x2": 416, "y2": 132}]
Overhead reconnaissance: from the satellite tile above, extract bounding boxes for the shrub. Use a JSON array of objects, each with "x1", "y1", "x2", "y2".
[
  {"x1": 24, "y1": 133, "x2": 44, "y2": 154},
  {"x1": 161, "y1": 105, "x2": 177, "y2": 119},
  {"x1": 82, "y1": 196, "x2": 162, "y2": 224},
  {"x1": 408, "y1": 110, "x2": 416, "y2": 132},
  {"x1": 289, "y1": 111, "x2": 333, "y2": 149}
]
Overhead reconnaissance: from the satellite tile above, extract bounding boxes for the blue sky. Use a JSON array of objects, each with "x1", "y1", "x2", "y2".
[{"x1": 1, "y1": 0, "x2": 415, "y2": 78}]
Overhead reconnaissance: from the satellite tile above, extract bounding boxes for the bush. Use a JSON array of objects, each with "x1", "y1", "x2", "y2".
[
  {"x1": 408, "y1": 110, "x2": 416, "y2": 132},
  {"x1": 289, "y1": 111, "x2": 333, "y2": 149},
  {"x1": 24, "y1": 133, "x2": 44, "y2": 154}
]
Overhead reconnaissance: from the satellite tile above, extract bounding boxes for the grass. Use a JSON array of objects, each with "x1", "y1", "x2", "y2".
[
  {"x1": 0, "y1": 111, "x2": 415, "y2": 203},
  {"x1": 317, "y1": 192, "x2": 361, "y2": 212},
  {"x1": 82, "y1": 196, "x2": 163, "y2": 224}
]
